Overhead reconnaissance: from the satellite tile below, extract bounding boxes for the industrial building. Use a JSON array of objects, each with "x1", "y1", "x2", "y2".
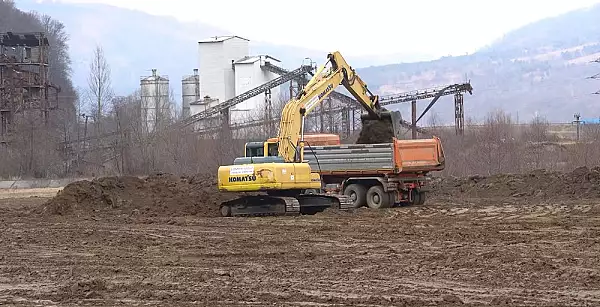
[
  {"x1": 188, "y1": 35, "x2": 283, "y2": 126},
  {"x1": 232, "y1": 55, "x2": 282, "y2": 122},
  {"x1": 181, "y1": 69, "x2": 199, "y2": 119},
  {"x1": 140, "y1": 69, "x2": 171, "y2": 133},
  {"x1": 0, "y1": 32, "x2": 60, "y2": 144}
]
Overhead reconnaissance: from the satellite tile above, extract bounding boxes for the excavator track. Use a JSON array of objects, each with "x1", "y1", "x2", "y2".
[
  {"x1": 296, "y1": 193, "x2": 353, "y2": 214},
  {"x1": 220, "y1": 193, "x2": 353, "y2": 217},
  {"x1": 220, "y1": 195, "x2": 300, "y2": 217}
]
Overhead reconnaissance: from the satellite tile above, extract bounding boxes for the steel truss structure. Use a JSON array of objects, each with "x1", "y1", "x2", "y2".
[{"x1": 0, "y1": 32, "x2": 60, "y2": 144}]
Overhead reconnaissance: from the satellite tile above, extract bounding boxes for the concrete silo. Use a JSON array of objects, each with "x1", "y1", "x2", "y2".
[
  {"x1": 181, "y1": 69, "x2": 200, "y2": 119},
  {"x1": 140, "y1": 69, "x2": 170, "y2": 133}
]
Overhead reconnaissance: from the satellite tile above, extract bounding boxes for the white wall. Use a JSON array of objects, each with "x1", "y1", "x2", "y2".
[
  {"x1": 231, "y1": 57, "x2": 282, "y2": 124},
  {"x1": 189, "y1": 99, "x2": 219, "y2": 116},
  {"x1": 233, "y1": 62, "x2": 257, "y2": 109},
  {"x1": 197, "y1": 37, "x2": 249, "y2": 106},
  {"x1": 223, "y1": 38, "x2": 249, "y2": 101},
  {"x1": 198, "y1": 42, "x2": 224, "y2": 102},
  {"x1": 190, "y1": 98, "x2": 221, "y2": 131}
]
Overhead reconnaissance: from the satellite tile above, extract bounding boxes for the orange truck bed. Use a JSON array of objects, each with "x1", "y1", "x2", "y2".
[
  {"x1": 394, "y1": 137, "x2": 445, "y2": 173},
  {"x1": 304, "y1": 137, "x2": 445, "y2": 175}
]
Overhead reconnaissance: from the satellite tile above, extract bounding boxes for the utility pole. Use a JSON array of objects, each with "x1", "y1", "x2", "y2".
[
  {"x1": 573, "y1": 113, "x2": 582, "y2": 141},
  {"x1": 80, "y1": 113, "x2": 93, "y2": 153},
  {"x1": 591, "y1": 57, "x2": 600, "y2": 94},
  {"x1": 411, "y1": 100, "x2": 417, "y2": 139}
]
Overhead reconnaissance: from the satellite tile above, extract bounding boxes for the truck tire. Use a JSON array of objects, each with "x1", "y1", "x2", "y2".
[
  {"x1": 366, "y1": 185, "x2": 392, "y2": 209},
  {"x1": 417, "y1": 191, "x2": 426, "y2": 206},
  {"x1": 344, "y1": 184, "x2": 367, "y2": 208},
  {"x1": 408, "y1": 189, "x2": 420, "y2": 206}
]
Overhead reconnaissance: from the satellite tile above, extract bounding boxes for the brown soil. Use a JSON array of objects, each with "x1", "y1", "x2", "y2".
[
  {"x1": 355, "y1": 108, "x2": 395, "y2": 144},
  {"x1": 39, "y1": 166, "x2": 600, "y2": 219},
  {"x1": 39, "y1": 173, "x2": 238, "y2": 218},
  {"x1": 1, "y1": 168, "x2": 598, "y2": 305},
  {"x1": 430, "y1": 166, "x2": 600, "y2": 201}
]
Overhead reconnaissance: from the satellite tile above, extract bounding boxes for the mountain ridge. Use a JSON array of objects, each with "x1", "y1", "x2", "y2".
[
  {"x1": 15, "y1": 1, "x2": 435, "y2": 97},
  {"x1": 14, "y1": 0, "x2": 600, "y2": 123}
]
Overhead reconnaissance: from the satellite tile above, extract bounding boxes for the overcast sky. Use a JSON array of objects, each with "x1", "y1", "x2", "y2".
[{"x1": 41, "y1": 0, "x2": 600, "y2": 58}]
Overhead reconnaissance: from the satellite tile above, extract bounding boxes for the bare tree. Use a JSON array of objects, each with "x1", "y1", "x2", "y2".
[
  {"x1": 523, "y1": 115, "x2": 552, "y2": 143},
  {"x1": 87, "y1": 45, "x2": 113, "y2": 121},
  {"x1": 0, "y1": 2, "x2": 79, "y2": 178}
]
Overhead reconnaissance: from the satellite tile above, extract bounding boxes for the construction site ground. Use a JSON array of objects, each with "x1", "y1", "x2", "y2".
[{"x1": 1, "y1": 169, "x2": 600, "y2": 306}]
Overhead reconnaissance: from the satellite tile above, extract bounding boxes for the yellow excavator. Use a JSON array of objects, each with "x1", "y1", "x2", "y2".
[{"x1": 217, "y1": 51, "x2": 398, "y2": 217}]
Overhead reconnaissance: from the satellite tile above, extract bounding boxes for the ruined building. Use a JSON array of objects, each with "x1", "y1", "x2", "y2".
[{"x1": 0, "y1": 32, "x2": 60, "y2": 144}]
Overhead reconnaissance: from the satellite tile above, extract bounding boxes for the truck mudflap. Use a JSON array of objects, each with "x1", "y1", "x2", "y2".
[{"x1": 219, "y1": 193, "x2": 353, "y2": 217}]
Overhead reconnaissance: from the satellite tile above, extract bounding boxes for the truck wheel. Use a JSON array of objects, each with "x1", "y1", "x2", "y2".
[
  {"x1": 408, "y1": 189, "x2": 420, "y2": 206},
  {"x1": 417, "y1": 191, "x2": 426, "y2": 205},
  {"x1": 344, "y1": 184, "x2": 367, "y2": 208},
  {"x1": 366, "y1": 185, "x2": 392, "y2": 209}
]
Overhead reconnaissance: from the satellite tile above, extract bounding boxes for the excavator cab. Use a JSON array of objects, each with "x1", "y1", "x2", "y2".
[
  {"x1": 235, "y1": 139, "x2": 308, "y2": 165},
  {"x1": 244, "y1": 142, "x2": 265, "y2": 157},
  {"x1": 244, "y1": 141, "x2": 279, "y2": 157},
  {"x1": 234, "y1": 141, "x2": 283, "y2": 165}
]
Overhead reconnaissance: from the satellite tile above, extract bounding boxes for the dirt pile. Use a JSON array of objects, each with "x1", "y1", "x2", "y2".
[
  {"x1": 41, "y1": 173, "x2": 238, "y2": 217},
  {"x1": 430, "y1": 166, "x2": 600, "y2": 201},
  {"x1": 355, "y1": 108, "x2": 395, "y2": 144},
  {"x1": 356, "y1": 119, "x2": 395, "y2": 144}
]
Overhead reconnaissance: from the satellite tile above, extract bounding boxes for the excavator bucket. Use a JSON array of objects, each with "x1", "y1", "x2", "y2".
[
  {"x1": 388, "y1": 111, "x2": 403, "y2": 139},
  {"x1": 358, "y1": 110, "x2": 403, "y2": 143}
]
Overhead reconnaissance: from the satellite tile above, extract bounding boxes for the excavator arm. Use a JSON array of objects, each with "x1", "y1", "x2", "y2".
[{"x1": 277, "y1": 51, "x2": 388, "y2": 162}]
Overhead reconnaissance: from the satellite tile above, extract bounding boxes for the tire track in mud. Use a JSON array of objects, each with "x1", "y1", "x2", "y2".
[{"x1": 1, "y1": 194, "x2": 600, "y2": 306}]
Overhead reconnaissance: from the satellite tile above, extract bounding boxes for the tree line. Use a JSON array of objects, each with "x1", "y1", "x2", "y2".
[{"x1": 1, "y1": 0, "x2": 599, "y2": 179}]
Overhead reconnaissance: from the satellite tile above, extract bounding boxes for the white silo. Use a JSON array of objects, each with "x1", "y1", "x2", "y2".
[
  {"x1": 181, "y1": 69, "x2": 200, "y2": 119},
  {"x1": 140, "y1": 69, "x2": 170, "y2": 133}
]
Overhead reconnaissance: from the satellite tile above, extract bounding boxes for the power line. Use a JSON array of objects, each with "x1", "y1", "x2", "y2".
[{"x1": 592, "y1": 57, "x2": 600, "y2": 94}]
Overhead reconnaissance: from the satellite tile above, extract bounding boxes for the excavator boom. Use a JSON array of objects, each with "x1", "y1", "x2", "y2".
[{"x1": 277, "y1": 51, "x2": 391, "y2": 163}]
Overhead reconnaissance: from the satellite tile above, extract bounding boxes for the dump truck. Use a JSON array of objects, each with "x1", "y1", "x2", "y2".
[{"x1": 265, "y1": 134, "x2": 445, "y2": 209}]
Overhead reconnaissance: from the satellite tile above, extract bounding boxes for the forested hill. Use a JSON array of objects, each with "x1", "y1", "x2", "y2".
[
  {"x1": 9, "y1": 0, "x2": 600, "y2": 123},
  {"x1": 13, "y1": 0, "x2": 434, "y2": 101},
  {"x1": 357, "y1": 4, "x2": 600, "y2": 124},
  {"x1": 0, "y1": 0, "x2": 76, "y2": 113}
]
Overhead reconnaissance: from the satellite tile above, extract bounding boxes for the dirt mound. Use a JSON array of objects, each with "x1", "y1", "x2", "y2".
[
  {"x1": 430, "y1": 166, "x2": 600, "y2": 201},
  {"x1": 41, "y1": 173, "x2": 239, "y2": 217},
  {"x1": 355, "y1": 108, "x2": 395, "y2": 144}
]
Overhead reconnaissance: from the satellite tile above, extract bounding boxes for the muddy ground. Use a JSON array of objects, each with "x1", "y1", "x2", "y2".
[{"x1": 1, "y1": 169, "x2": 600, "y2": 306}]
